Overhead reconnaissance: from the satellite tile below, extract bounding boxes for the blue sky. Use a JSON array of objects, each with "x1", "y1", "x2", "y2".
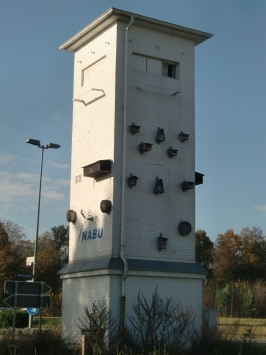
[{"x1": 0, "y1": 0, "x2": 265, "y2": 242}]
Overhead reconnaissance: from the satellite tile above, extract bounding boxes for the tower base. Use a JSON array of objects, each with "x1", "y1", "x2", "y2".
[{"x1": 59, "y1": 257, "x2": 206, "y2": 341}]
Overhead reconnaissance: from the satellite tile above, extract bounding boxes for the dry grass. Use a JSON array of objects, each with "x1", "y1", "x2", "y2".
[{"x1": 218, "y1": 317, "x2": 266, "y2": 339}]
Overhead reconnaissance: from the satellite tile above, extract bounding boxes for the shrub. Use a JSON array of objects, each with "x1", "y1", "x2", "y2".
[
  {"x1": 217, "y1": 284, "x2": 230, "y2": 317},
  {"x1": 76, "y1": 290, "x2": 266, "y2": 354},
  {"x1": 0, "y1": 310, "x2": 28, "y2": 328},
  {"x1": 0, "y1": 329, "x2": 80, "y2": 355},
  {"x1": 127, "y1": 288, "x2": 196, "y2": 353},
  {"x1": 77, "y1": 297, "x2": 116, "y2": 354}
]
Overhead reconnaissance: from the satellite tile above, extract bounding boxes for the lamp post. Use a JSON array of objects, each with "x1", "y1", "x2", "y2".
[{"x1": 26, "y1": 139, "x2": 60, "y2": 328}]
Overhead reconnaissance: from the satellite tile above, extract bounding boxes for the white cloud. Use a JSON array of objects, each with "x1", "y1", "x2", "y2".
[
  {"x1": 16, "y1": 173, "x2": 39, "y2": 182},
  {"x1": 53, "y1": 179, "x2": 70, "y2": 187},
  {"x1": 42, "y1": 187, "x2": 65, "y2": 201},
  {"x1": 253, "y1": 205, "x2": 266, "y2": 213},
  {"x1": 0, "y1": 172, "x2": 10, "y2": 179},
  {"x1": 22, "y1": 206, "x2": 36, "y2": 212},
  {"x1": 0, "y1": 171, "x2": 67, "y2": 209},
  {"x1": 0, "y1": 173, "x2": 36, "y2": 203},
  {"x1": 24, "y1": 158, "x2": 39, "y2": 165},
  {"x1": 0, "y1": 153, "x2": 18, "y2": 165},
  {"x1": 50, "y1": 162, "x2": 69, "y2": 169},
  {"x1": 16, "y1": 173, "x2": 50, "y2": 183}
]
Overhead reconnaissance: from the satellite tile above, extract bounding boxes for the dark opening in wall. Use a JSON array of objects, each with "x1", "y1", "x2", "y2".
[{"x1": 163, "y1": 62, "x2": 176, "y2": 78}]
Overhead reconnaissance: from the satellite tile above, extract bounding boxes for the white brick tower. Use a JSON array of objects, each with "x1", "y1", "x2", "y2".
[{"x1": 59, "y1": 8, "x2": 212, "y2": 339}]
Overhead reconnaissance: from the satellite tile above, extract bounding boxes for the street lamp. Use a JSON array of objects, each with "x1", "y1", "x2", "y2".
[
  {"x1": 26, "y1": 139, "x2": 60, "y2": 282},
  {"x1": 26, "y1": 139, "x2": 60, "y2": 330}
]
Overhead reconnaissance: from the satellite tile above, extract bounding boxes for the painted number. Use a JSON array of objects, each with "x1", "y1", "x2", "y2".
[{"x1": 75, "y1": 174, "x2": 82, "y2": 183}]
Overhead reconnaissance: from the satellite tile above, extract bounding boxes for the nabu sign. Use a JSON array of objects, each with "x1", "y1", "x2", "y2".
[{"x1": 81, "y1": 228, "x2": 103, "y2": 241}]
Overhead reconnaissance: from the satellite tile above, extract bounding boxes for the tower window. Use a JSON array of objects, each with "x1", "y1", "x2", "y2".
[
  {"x1": 163, "y1": 62, "x2": 176, "y2": 78},
  {"x1": 132, "y1": 53, "x2": 179, "y2": 79}
]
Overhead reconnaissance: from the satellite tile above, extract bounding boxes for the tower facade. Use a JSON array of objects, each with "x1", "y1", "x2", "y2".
[{"x1": 59, "y1": 8, "x2": 212, "y2": 339}]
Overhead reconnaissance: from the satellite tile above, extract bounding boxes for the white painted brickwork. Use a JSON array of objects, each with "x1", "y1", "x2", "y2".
[
  {"x1": 61, "y1": 275, "x2": 112, "y2": 340},
  {"x1": 61, "y1": 273, "x2": 202, "y2": 339},
  {"x1": 61, "y1": 11, "x2": 209, "y2": 341},
  {"x1": 69, "y1": 23, "x2": 118, "y2": 262},
  {"x1": 110, "y1": 273, "x2": 203, "y2": 329},
  {"x1": 69, "y1": 21, "x2": 196, "y2": 263},
  {"x1": 113, "y1": 23, "x2": 196, "y2": 261},
  {"x1": 125, "y1": 276, "x2": 203, "y2": 329}
]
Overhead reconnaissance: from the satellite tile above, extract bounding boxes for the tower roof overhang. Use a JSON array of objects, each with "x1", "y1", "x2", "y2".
[{"x1": 59, "y1": 8, "x2": 213, "y2": 52}]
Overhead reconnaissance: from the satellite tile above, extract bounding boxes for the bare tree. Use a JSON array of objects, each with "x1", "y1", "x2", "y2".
[
  {"x1": 78, "y1": 297, "x2": 116, "y2": 354},
  {"x1": 128, "y1": 288, "x2": 196, "y2": 353}
]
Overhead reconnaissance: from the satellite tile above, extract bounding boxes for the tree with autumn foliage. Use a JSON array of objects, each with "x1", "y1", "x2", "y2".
[
  {"x1": 195, "y1": 229, "x2": 214, "y2": 274},
  {"x1": 239, "y1": 227, "x2": 266, "y2": 280},
  {"x1": 35, "y1": 226, "x2": 69, "y2": 315},
  {"x1": 212, "y1": 227, "x2": 266, "y2": 282},
  {"x1": 0, "y1": 219, "x2": 69, "y2": 315},
  {"x1": 35, "y1": 232, "x2": 62, "y2": 294},
  {"x1": 51, "y1": 225, "x2": 69, "y2": 249},
  {"x1": 0, "y1": 220, "x2": 33, "y2": 306},
  {"x1": 35, "y1": 226, "x2": 68, "y2": 290}
]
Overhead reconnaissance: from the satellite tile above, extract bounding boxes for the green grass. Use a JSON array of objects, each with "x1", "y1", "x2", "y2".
[
  {"x1": 1, "y1": 318, "x2": 266, "y2": 355},
  {"x1": 33, "y1": 317, "x2": 266, "y2": 339},
  {"x1": 32, "y1": 317, "x2": 61, "y2": 331},
  {"x1": 218, "y1": 318, "x2": 266, "y2": 339}
]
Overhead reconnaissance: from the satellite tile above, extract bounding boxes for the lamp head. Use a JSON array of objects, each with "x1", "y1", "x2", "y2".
[
  {"x1": 46, "y1": 143, "x2": 60, "y2": 149},
  {"x1": 26, "y1": 139, "x2": 40, "y2": 147}
]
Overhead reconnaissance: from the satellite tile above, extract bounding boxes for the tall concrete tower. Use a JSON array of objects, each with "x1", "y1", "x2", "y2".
[{"x1": 59, "y1": 8, "x2": 212, "y2": 339}]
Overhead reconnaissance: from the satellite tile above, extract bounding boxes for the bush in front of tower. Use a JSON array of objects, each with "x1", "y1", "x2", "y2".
[
  {"x1": 77, "y1": 289, "x2": 266, "y2": 355},
  {"x1": 77, "y1": 297, "x2": 116, "y2": 354},
  {"x1": 127, "y1": 288, "x2": 196, "y2": 353},
  {"x1": 77, "y1": 289, "x2": 197, "y2": 354}
]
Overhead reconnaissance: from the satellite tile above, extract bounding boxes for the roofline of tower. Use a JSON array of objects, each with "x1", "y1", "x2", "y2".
[{"x1": 59, "y1": 7, "x2": 213, "y2": 52}]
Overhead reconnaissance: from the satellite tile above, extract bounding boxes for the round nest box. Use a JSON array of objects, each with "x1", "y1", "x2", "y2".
[
  {"x1": 66, "y1": 210, "x2": 76, "y2": 223},
  {"x1": 178, "y1": 221, "x2": 192, "y2": 236},
  {"x1": 100, "y1": 200, "x2": 112, "y2": 214}
]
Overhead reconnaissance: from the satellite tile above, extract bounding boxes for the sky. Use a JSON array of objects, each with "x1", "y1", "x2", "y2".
[{"x1": 0, "y1": 0, "x2": 265, "y2": 242}]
